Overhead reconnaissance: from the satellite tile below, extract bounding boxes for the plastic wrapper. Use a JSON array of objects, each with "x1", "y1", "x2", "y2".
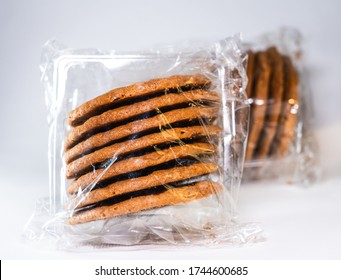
[
  {"x1": 242, "y1": 28, "x2": 320, "y2": 185},
  {"x1": 24, "y1": 36, "x2": 262, "y2": 249}
]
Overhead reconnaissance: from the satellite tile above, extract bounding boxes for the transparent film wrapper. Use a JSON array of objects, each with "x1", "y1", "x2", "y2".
[
  {"x1": 24, "y1": 36, "x2": 261, "y2": 249},
  {"x1": 242, "y1": 28, "x2": 320, "y2": 185}
]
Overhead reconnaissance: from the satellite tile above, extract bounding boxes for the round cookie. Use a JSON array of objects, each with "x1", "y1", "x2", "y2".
[
  {"x1": 69, "y1": 162, "x2": 218, "y2": 209},
  {"x1": 255, "y1": 47, "x2": 284, "y2": 159},
  {"x1": 271, "y1": 56, "x2": 299, "y2": 157},
  {"x1": 67, "y1": 142, "x2": 216, "y2": 194},
  {"x1": 64, "y1": 89, "x2": 219, "y2": 150},
  {"x1": 64, "y1": 106, "x2": 217, "y2": 164},
  {"x1": 246, "y1": 50, "x2": 256, "y2": 99},
  {"x1": 245, "y1": 51, "x2": 271, "y2": 160},
  {"x1": 68, "y1": 75, "x2": 211, "y2": 127},
  {"x1": 66, "y1": 125, "x2": 221, "y2": 178},
  {"x1": 68, "y1": 181, "x2": 221, "y2": 225}
]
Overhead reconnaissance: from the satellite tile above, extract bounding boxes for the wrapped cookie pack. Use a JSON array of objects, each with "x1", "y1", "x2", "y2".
[
  {"x1": 25, "y1": 36, "x2": 261, "y2": 248},
  {"x1": 243, "y1": 28, "x2": 320, "y2": 185}
]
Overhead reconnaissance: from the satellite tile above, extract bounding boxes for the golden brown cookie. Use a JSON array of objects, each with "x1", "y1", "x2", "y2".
[
  {"x1": 64, "y1": 106, "x2": 217, "y2": 164},
  {"x1": 246, "y1": 50, "x2": 256, "y2": 98},
  {"x1": 68, "y1": 162, "x2": 218, "y2": 208},
  {"x1": 64, "y1": 89, "x2": 219, "y2": 150},
  {"x1": 255, "y1": 47, "x2": 284, "y2": 159},
  {"x1": 245, "y1": 51, "x2": 271, "y2": 160},
  {"x1": 68, "y1": 75, "x2": 211, "y2": 127},
  {"x1": 68, "y1": 180, "x2": 221, "y2": 224},
  {"x1": 66, "y1": 125, "x2": 221, "y2": 179},
  {"x1": 67, "y1": 142, "x2": 216, "y2": 194},
  {"x1": 271, "y1": 56, "x2": 299, "y2": 157}
]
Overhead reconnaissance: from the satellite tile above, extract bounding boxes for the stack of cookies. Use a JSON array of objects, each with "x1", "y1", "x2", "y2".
[
  {"x1": 64, "y1": 75, "x2": 222, "y2": 224},
  {"x1": 245, "y1": 47, "x2": 299, "y2": 161}
]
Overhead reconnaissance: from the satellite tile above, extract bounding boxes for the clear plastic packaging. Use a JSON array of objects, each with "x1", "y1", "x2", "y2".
[
  {"x1": 242, "y1": 28, "x2": 320, "y2": 185},
  {"x1": 24, "y1": 36, "x2": 261, "y2": 248}
]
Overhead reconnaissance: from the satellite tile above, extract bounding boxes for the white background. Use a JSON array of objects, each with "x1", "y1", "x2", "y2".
[{"x1": 0, "y1": 0, "x2": 341, "y2": 259}]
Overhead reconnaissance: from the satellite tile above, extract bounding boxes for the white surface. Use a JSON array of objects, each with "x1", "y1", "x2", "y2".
[
  {"x1": 1, "y1": 0, "x2": 341, "y2": 259},
  {"x1": 1, "y1": 172, "x2": 341, "y2": 259}
]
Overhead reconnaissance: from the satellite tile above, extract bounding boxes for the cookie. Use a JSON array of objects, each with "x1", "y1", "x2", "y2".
[
  {"x1": 69, "y1": 162, "x2": 218, "y2": 208},
  {"x1": 67, "y1": 142, "x2": 216, "y2": 194},
  {"x1": 255, "y1": 47, "x2": 284, "y2": 159},
  {"x1": 245, "y1": 51, "x2": 271, "y2": 160},
  {"x1": 66, "y1": 125, "x2": 221, "y2": 178},
  {"x1": 68, "y1": 180, "x2": 221, "y2": 224},
  {"x1": 64, "y1": 89, "x2": 219, "y2": 150},
  {"x1": 246, "y1": 50, "x2": 256, "y2": 98},
  {"x1": 68, "y1": 75, "x2": 211, "y2": 127},
  {"x1": 271, "y1": 56, "x2": 299, "y2": 157},
  {"x1": 64, "y1": 106, "x2": 217, "y2": 164}
]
